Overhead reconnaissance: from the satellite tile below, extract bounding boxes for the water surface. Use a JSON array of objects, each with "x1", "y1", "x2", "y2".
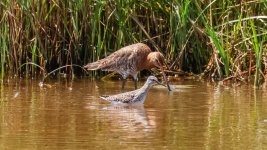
[{"x1": 0, "y1": 78, "x2": 267, "y2": 149}]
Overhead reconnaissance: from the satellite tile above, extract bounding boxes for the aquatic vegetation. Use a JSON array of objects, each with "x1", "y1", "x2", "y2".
[{"x1": 0, "y1": 0, "x2": 266, "y2": 86}]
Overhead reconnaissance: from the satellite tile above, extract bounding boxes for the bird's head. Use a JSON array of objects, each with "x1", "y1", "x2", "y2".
[
  {"x1": 146, "y1": 76, "x2": 161, "y2": 86},
  {"x1": 148, "y1": 52, "x2": 165, "y2": 69}
]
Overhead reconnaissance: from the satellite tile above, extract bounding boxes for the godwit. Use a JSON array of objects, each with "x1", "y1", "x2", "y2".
[
  {"x1": 84, "y1": 43, "x2": 171, "y2": 91},
  {"x1": 100, "y1": 76, "x2": 164, "y2": 104}
]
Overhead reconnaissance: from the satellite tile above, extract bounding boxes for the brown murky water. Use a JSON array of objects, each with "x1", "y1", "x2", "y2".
[{"x1": 0, "y1": 78, "x2": 267, "y2": 149}]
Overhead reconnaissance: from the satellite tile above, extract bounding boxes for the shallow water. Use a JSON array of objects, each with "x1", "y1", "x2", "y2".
[{"x1": 0, "y1": 78, "x2": 267, "y2": 149}]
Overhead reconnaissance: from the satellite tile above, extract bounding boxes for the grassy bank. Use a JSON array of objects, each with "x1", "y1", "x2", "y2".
[{"x1": 0, "y1": 0, "x2": 266, "y2": 85}]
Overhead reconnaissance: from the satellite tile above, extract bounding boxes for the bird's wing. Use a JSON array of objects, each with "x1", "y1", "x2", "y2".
[
  {"x1": 84, "y1": 43, "x2": 151, "y2": 71},
  {"x1": 84, "y1": 48, "x2": 132, "y2": 71},
  {"x1": 100, "y1": 49, "x2": 133, "y2": 71}
]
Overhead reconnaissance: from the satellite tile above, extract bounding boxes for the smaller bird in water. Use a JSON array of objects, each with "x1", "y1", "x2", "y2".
[
  {"x1": 100, "y1": 76, "x2": 165, "y2": 104},
  {"x1": 84, "y1": 43, "x2": 171, "y2": 91}
]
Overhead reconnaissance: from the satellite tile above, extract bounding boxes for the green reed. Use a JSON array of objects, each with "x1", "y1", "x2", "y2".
[
  {"x1": 250, "y1": 19, "x2": 264, "y2": 87},
  {"x1": 0, "y1": 22, "x2": 8, "y2": 80},
  {"x1": 207, "y1": 26, "x2": 230, "y2": 77},
  {"x1": 0, "y1": 0, "x2": 266, "y2": 85}
]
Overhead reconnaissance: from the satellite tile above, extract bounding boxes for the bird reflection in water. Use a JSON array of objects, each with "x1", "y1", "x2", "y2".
[{"x1": 99, "y1": 104, "x2": 156, "y2": 134}]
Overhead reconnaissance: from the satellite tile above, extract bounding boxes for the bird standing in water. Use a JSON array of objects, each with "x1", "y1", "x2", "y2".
[
  {"x1": 84, "y1": 43, "x2": 171, "y2": 91},
  {"x1": 100, "y1": 76, "x2": 164, "y2": 104}
]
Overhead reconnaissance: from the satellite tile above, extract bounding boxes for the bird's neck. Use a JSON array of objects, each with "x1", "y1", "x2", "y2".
[
  {"x1": 139, "y1": 82, "x2": 152, "y2": 93},
  {"x1": 133, "y1": 81, "x2": 153, "y2": 103}
]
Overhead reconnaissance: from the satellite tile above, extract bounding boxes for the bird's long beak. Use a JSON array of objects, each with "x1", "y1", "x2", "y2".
[
  {"x1": 160, "y1": 67, "x2": 171, "y2": 91},
  {"x1": 155, "y1": 80, "x2": 166, "y2": 87}
]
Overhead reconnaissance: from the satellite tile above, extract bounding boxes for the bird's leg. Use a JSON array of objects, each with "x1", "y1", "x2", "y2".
[
  {"x1": 134, "y1": 80, "x2": 138, "y2": 89},
  {"x1": 132, "y1": 74, "x2": 138, "y2": 89},
  {"x1": 122, "y1": 78, "x2": 126, "y2": 92},
  {"x1": 160, "y1": 67, "x2": 171, "y2": 91},
  {"x1": 133, "y1": 78, "x2": 138, "y2": 89}
]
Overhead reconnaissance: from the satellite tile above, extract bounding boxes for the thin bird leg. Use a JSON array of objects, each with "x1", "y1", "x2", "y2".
[
  {"x1": 161, "y1": 67, "x2": 171, "y2": 91},
  {"x1": 122, "y1": 78, "x2": 126, "y2": 91},
  {"x1": 133, "y1": 78, "x2": 138, "y2": 89}
]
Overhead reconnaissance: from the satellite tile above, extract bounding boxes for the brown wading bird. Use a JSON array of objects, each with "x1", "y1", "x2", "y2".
[{"x1": 84, "y1": 43, "x2": 171, "y2": 91}]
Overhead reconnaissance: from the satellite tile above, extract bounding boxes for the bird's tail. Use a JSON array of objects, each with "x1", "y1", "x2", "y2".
[
  {"x1": 99, "y1": 95, "x2": 110, "y2": 101},
  {"x1": 84, "y1": 61, "x2": 102, "y2": 70},
  {"x1": 100, "y1": 95, "x2": 109, "y2": 98}
]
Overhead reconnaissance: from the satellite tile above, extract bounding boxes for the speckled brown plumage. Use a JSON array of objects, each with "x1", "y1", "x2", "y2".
[
  {"x1": 100, "y1": 76, "x2": 163, "y2": 104},
  {"x1": 84, "y1": 43, "x2": 171, "y2": 91}
]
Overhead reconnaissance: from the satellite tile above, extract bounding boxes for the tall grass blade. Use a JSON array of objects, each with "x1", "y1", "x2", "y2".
[
  {"x1": 250, "y1": 20, "x2": 262, "y2": 87},
  {"x1": 207, "y1": 26, "x2": 230, "y2": 77},
  {"x1": 0, "y1": 22, "x2": 8, "y2": 80}
]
